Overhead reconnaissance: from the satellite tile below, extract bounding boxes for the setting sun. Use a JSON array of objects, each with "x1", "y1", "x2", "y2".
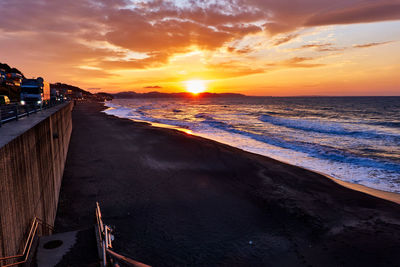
[{"x1": 185, "y1": 80, "x2": 206, "y2": 94}]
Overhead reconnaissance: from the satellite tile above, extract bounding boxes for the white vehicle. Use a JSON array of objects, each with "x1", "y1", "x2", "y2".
[{"x1": 20, "y1": 77, "x2": 50, "y2": 107}]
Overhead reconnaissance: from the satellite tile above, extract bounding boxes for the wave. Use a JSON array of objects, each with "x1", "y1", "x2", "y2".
[
  {"x1": 201, "y1": 117, "x2": 400, "y2": 173},
  {"x1": 105, "y1": 103, "x2": 400, "y2": 173},
  {"x1": 104, "y1": 98, "x2": 400, "y2": 193},
  {"x1": 195, "y1": 113, "x2": 214, "y2": 120},
  {"x1": 259, "y1": 114, "x2": 400, "y2": 141},
  {"x1": 369, "y1": 121, "x2": 400, "y2": 129}
]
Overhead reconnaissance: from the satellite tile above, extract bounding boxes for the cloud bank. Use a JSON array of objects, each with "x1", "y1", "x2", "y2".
[{"x1": 0, "y1": 0, "x2": 399, "y2": 76}]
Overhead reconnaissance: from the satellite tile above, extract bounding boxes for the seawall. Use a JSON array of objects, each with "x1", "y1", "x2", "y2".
[{"x1": 0, "y1": 102, "x2": 73, "y2": 259}]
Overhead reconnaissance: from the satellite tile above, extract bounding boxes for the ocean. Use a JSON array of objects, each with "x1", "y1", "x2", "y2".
[{"x1": 104, "y1": 96, "x2": 400, "y2": 193}]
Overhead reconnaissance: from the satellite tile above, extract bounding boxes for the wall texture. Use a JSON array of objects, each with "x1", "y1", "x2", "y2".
[{"x1": 0, "y1": 102, "x2": 73, "y2": 261}]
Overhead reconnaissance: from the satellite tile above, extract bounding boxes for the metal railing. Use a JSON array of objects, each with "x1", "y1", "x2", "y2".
[
  {"x1": 0, "y1": 100, "x2": 66, "y2": 127},
  {"x1": 96, "y1": 202, "x2": 151, "y2": 267},
  {"x1": 0, "y1": 217, "x2": 54, "y2": 267}
]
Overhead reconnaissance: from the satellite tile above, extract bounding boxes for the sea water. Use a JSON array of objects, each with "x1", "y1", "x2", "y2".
[{"x1": 104, "y1": 97, "x2": 400, "y2": 193}]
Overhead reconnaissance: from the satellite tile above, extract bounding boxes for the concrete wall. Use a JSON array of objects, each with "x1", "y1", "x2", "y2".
[{"x1": 0, "y1": 102, "x2": 73, "y2": 261}]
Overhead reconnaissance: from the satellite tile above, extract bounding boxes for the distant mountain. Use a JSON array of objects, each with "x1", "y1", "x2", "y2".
[
  {"x1": 113, "y1": 91, "x2": 246, "y2": 99},
  {"x1": 51, "y1": 82, "x2": 92, "y2": 96},
  {"x1": 96, "y1": 92, "x2": 114, "y2": 100}
]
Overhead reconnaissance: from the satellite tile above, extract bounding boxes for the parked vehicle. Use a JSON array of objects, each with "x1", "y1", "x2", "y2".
[
  {"x1": 50, "y1": 87, "x2": 57, "y2": 105},
  {"x1": 0, "y1": 69, "x2": 6, "y2": 85},
  {"x1": 0, "y1": 95, "x2": 10, "y2": 105},
  {"x1": 20, "y1": 77, "x2": 50, "y2": 107}
]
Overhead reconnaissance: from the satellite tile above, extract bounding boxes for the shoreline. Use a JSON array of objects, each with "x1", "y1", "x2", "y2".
[
  {"x1": 103, "y1": 104, "x2": 400, "y2": 205},
  {"x1": 327, "y1": 175, "x2": 400, "y2": 204},
  {"x1": 56, "y1": 101, "x2": 400, "y2": 266}
]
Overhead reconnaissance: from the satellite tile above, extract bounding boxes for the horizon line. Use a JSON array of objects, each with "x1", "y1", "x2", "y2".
[{"x1": 96, "y1": 90, "x2": 400, "y2": 98}]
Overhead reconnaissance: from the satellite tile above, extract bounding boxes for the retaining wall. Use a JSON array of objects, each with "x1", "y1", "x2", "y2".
[{"x1": 0, "y1": 102, "x2": 73, "y2": 260}]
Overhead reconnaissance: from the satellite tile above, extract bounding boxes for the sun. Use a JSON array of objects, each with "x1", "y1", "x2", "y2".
[{"x1": 185, "y1": 80, "x2": 206, "y2": 94}]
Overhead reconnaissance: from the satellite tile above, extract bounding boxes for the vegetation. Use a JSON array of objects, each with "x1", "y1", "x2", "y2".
[
  {"x1": 0, "y1": 62, "x2": 24, "y2": 77},
  {"x1": 0, "y1": 62, "x2": 94, "y2": 101},
  {"x1": 51, "y1": 83, "x2": 92, "y2": 97}
]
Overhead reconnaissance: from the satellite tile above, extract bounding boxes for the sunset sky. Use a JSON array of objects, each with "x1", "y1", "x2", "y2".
[{"x1": 0, "y1": 0, "x2": 399, "y2": 96}]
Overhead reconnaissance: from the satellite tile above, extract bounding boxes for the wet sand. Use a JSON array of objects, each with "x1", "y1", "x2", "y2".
[
  {"x1": 55, "y1": 101, "x2": 400, "y2": 267},
  {"x1": 327, "y1": 175, "x2": 400, "y2": 205}
]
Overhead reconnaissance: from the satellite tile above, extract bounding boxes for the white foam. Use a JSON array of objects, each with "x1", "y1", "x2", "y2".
[{"x1": 103, "y1": 100, "x2": 400, "y2": 194}]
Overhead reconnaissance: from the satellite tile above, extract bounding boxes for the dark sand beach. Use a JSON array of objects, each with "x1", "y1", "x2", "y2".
[{"x1": 55, "y1": 101, "x2": 400, "y2": 266}]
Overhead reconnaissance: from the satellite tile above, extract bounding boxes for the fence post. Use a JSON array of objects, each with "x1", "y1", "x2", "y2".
[{"x1": 15, "y1": 104, "x2": 18, "y2": 121}]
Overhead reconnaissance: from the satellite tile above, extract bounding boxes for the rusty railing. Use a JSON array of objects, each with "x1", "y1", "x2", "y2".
[
  {"x1": 96, "y1": 202, "x2": 150, "y2": 267},
  {"x1": 0, "y1": 217, "x2": 54, "y2": 266}
]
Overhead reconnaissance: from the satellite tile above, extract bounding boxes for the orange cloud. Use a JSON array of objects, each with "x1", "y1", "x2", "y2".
[
  {"x1": 295, "y1": 43, "x2": 347, "y2": 52},
  {"x1": 100, "y1": 52, "x2": 170, "y2": 70},
  {"x1": 227, "y1": 46, "x2": 254, "y2": 54},
  {"x1": 279, "y1": 57, "x2": 326, "y2": 68},
  {"x1": 1, "y1": 0, "x2": 399, "y2": 71},
  {"x1": 272, "y1": 33, "x2": 301, "y2": 46},
  {"x1": 353, "y1": 41, "x2": 393, "y2": 48},
  {"x1": 0, "y1": 0, "x2": 399, "y2": 95},
  {"x1": 207, "y1": 61, "x2": 266, "y2": 79},
  {"x1": 144, "y1": 85, "x2": 162, "y2": 89}
]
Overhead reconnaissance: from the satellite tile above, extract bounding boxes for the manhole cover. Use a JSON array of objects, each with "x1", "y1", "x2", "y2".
[{"x1": 43, "y1": 240, "x2": 63, "y2": 249}]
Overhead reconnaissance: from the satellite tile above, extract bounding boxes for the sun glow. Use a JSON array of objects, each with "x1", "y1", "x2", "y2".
[{"x1": 185, "y1": 80, "x2": 206, "y2": 94}]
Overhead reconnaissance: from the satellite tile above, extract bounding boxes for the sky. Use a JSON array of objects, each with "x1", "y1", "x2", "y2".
[{"x1": 0, "y1": 0, "x2": 399, "y2": 96}]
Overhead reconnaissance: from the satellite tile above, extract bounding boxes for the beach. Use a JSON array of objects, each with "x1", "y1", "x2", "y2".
[{"x1": 55, "y1": 101, "x2": 400, "y2": 266}]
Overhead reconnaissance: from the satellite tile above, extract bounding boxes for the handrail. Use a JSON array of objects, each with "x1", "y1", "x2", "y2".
[
  {"x1": 0, "y1": 217, "x2": 53, "y2": 266},
  {"x1": 35, "y1": 217, "x2": 55, "y2": 232},
  {"x1": 0, "y1": 220, "x2": 38, "y2": 261},
  {"x1": 106, "y1": 249, "x2": 151, "y2": 267},
  {"x1": 0, "y1": 100, "x2": 67, "y2": 127},
  {"x1": 95, "y1": 202, "x2": 151, "y2": 267}
]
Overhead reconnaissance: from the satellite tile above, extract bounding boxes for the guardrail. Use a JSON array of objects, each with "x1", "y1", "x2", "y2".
[
  {"x1": 0, "y1": 217, "x2": 54, "y2": 267},
  {"x1": 96, "y1": 202, "x2": 151, "y2": 267},
  {"x1": 0, "y1": 101, "x2": 67, "y2": 127}
]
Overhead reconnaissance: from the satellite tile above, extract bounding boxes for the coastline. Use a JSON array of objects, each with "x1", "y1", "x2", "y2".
[
  {"x1": 104, "y1": 104, "x2": 400, "y2": 205},
  {"x1": 56, "y1": 101, "x2": 400, "y2": 266},
  {"x1": 327, "y1": 175, "x2": 400, "y2": 204}
]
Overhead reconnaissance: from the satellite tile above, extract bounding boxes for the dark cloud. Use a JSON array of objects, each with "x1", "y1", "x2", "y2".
[
  {"x1": 144, "y1": 85, "x2": 162, "y2": 89},
  {"x1": 246, "y1": 0, "x2": 400, "y2": 34},
  {"x1": 305, "y1": 3, "x2": 400, "y2": 27},
  {"x1": 0, "y1": 0, "x2": 107, "y2": 33}
]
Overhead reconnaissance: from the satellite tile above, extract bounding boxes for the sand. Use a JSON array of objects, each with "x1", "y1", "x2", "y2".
[{"x1": 55, "y1": 101, "x2": 400, "y2": 267}]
